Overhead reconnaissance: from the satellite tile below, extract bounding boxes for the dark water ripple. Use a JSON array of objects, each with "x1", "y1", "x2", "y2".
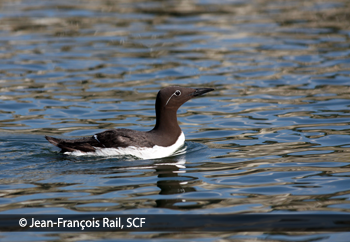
[{"x1": 1, "y1": 0, "x2": 350, "y2": 241}]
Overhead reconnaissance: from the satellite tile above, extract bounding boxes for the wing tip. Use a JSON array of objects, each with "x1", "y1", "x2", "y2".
[{"x1": 45, "y1": 135, "x2": 96, "y2": 153}]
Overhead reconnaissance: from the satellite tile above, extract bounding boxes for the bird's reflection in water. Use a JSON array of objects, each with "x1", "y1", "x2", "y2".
[
  {"x1": 153, "y1": 156, "x2": 197, "y2": 209},
  {"x1": 70, "y1": 145, "x2": 202, "y2": 210},
  {"x1": 100, "y1": 154, "x2": 197, "y2": 209}
]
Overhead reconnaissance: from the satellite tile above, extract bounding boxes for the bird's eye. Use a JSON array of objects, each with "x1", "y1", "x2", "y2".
[{"x1": 174, "y1": 90, "x2": 181, "y2": 96}]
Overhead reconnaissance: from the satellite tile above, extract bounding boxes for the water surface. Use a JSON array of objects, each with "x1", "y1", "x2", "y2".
[{"x1": 1, "y1": 0, "x2": 350, "y2": 241}]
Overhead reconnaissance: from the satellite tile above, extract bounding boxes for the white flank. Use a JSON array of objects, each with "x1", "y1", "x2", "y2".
[{"x1": 64, "y1": 132, "x2": 186, "y2": 159}]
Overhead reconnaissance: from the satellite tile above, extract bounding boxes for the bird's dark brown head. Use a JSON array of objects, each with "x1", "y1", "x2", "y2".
[
  {"x1": 155, "y1": 86, "x2": 214, "y2": 111},
  {"x1": 150, "y1": 86, "x2": 214, "y2": 141}
]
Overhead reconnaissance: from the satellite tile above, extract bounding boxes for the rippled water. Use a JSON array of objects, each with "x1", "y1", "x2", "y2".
[{"x1": 1, "y1": 0, "x2": 350, "y2": 241}]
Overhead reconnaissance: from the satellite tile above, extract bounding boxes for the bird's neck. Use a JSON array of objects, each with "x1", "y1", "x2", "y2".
[
  {"x1": 152, "y1": 107, "x2": 181, "y2": 134},
  {"x1": 147, "y1": 107, "x2": 182, "y2": 147}
]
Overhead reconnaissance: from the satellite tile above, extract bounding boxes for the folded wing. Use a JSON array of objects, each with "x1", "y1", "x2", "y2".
[{"x1": 45, "y1": 129, "x2": 155, "y2": 153}]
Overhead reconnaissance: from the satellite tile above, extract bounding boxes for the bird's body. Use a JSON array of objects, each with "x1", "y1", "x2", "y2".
[{"x1": 45, "y1": 86, "x2": 214, "y2": 159}]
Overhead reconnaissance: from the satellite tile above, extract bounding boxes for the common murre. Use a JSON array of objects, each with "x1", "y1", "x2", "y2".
[{"x1": 45, "y1": 86, "x2": 214, "y2": 159}]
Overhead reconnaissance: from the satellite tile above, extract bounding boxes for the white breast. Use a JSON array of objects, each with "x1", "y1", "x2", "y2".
[{"x1": 65, "y1": 132, "x2": 186, "y2": 160}]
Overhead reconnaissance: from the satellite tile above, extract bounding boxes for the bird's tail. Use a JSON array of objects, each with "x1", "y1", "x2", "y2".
[
  {"x1": 45, "y1": 136, "x2": 97, "y2": 153},
  {"x1": 45, "y1": 136, "x2": 61, "y2": 146}
]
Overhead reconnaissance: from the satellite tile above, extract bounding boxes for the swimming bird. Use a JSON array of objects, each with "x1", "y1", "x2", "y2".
[{"x1": 45, "y1": 86, "x2": 214, "y2": 159}]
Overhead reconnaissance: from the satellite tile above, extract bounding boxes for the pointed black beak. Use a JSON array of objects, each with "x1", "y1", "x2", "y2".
[{"x1": 192, "y1": 88, "x2": 215, "y2": 97}]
